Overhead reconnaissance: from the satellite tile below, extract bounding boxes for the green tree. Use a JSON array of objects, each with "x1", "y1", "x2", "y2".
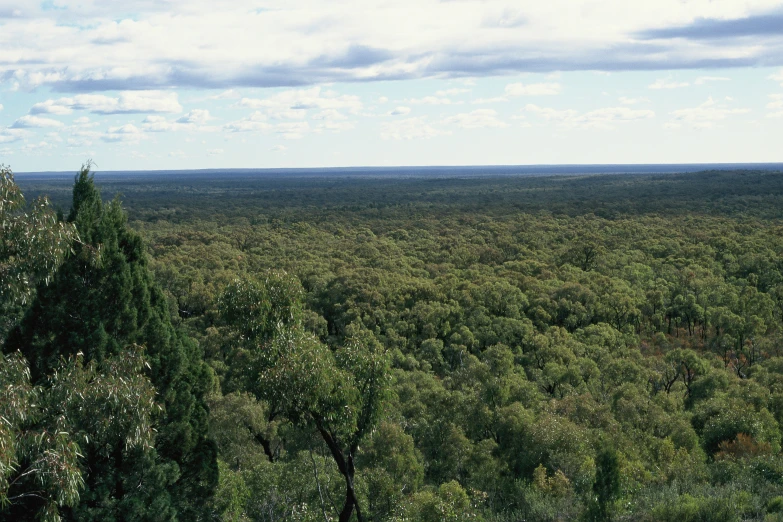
[
  {"x1": 5, "y1": 166, "x2": 217, "y2": 520},
  {"x1": 586, "y1": 447, "x2": 621, "y2": 521},
  {"x1": 1, "y1": 166, "x2": 158, "y2": 521},
  {"x1": 0, "y1": 165, "x2": 77, "y2": 341},
  {"x1": 258, "y1": 326, "x2": 390, "y2": 522}
]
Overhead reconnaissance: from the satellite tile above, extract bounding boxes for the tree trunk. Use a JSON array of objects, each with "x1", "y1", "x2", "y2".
[
  {"x1": 314, "y1": 418, "x2": 364, "y2": 522},
  {"x1": 255, "y1": 433, "x2": 275, "y2": 463}
]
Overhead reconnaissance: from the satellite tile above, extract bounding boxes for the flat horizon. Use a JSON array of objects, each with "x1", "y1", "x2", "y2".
[{"x1": 15, "y1": 162, "x2": 783, "y2": 179}]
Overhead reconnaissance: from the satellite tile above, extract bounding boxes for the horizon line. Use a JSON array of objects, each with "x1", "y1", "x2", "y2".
[{"x1": 15, "y1": 161, "x2": 783, "y2": 176}]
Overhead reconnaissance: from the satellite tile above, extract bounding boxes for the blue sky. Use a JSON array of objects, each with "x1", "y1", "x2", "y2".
[{"x1": 1, "y1": 1, "x2": 783, "y2": 171}]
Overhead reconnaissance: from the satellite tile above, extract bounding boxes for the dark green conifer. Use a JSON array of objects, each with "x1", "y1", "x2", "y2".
[{"x1": 5, "y1": 166, "x2": 217, "y2": 520}]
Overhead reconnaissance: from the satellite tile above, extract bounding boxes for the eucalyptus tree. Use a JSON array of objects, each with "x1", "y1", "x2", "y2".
[
  {"x1": 1, "y1": 166, "x2": 157, "y2": 521},
  {"x1": 218, "y1": 275, "x2": 390, "y2": 522},
  {"x1": 5, "y1": 166, "x2": 217, "y2": 520}
]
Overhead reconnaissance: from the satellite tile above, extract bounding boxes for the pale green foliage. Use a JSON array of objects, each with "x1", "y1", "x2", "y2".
[
  {"x1": 207, "y1": 391, "x2": 277, "y2": 469},
  {"x1": 0, "y1": 350, "x2": 83, "y2": 521},
  {"x1": 219, "y1": 272, "x2": 304, "y2": 340},
  {"x1": 47, "y1": 345, "x2": 158, "y2": 456},
  {"x1": 0, "y1": 168, "x2": 158, "y2": 521},
  {"x1": 405, "y1": 481, "x2": 476, "y2": 521},
  {"x1": 0, "y1": 164, "x2": 77, "y2": 311},
  {"x1": 0, "y1": 346, "x2": 157, "y2": 521}
]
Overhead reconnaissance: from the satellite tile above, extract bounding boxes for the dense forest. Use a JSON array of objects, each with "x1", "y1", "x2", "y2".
[{"x1": 5, "y1": 164, "x2": 783, "y2": 521}]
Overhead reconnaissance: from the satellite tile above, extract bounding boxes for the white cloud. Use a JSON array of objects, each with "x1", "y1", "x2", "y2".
[
  {"x1": 378, "y1": 96, "x2": 389, "y2": 104},
  {"x1": 142, "y1": 114, "x2": 214, "y2": 132},
  {"x1": 694, "y1": 76, "x2": 730, "y2": 85},
  {"x1": 767, "y1": 93, "x2": 783, "y2": 118},
  {"x1": 407, "y1": 96, "x2": 455, "y2": 105},
  {"x1": 471, "y1": 97, "x2": 508, "y2": 105},
  {"x1": 435, "y1": 88, "x2": 471, "y2": 96},
  {"x1": 67, "y1": 136, "x2": 94, "y2": 147},
  {"x1": 648, "y1": 79, "x2": 690, "y2": 89},
  {"x1": 0, "y1": 104, "x2": 4, "y2": 111},
  {"x1": 141, "y1": 118, "x2": 180, "y2": 132},
  {"x1": 211, "y1": 89, "x2": 242, "y2": 100},
  {"x1": 238, "y1": 87, "x2": 362, "y2": 120},
  {"x1": 388, "y1": 106, "x2": 411, "y2": 116},
  {"x1": 224, "y1": 111, "x2": 271, "y2": 132},
  {"x1": 619, "y1": 96, "x2": 650, "y2": 105},
  {"x1": 380, "y1": 117, "x2": 449, "y2": 140},
  {"x1": 275, "y1": 121, "x2": 310, "y2": 140},
  {"x1": 505, "y1": 82, "x2": 561, "y2": 96},
  {"x1": 271, "y1": 144, "x2": 287, "y2": 152},
  {"x1": 667, "y1": 97, "x2": 750, "y2": 129},
  {"x1": 0, "y1": 129, "x2": 26, "y2": 143},
  {"x1": 526, "y1": 104, "x2": 578, "y2": 122},
  {"x1": 46, "y1": 131, "x2": 63, "y2": 143},
  {"x1": 20, "y1": 141, "x2": 53, "y2": 156},
  {"x1": 0, "y1": 2, "x2": 780, "y2": 93},
  {"x1": 316, "y1": 121, "x2": 355, "y2": 132},
  {"x1": 11, "y1": 115, "x2": 64, "y2": 128},
  {"x1": 207, "y1": 148, "x2": 224, "y2": 156},
  {"x1": 442, "y1": 109, "x2": 508, "y2": 129},
  {"x1": 102, "y1": 123, "x2": 145, "y2": 142},
  {"x1": 177, "y1": 109, "x2": 212, "y2": 124},
  {"x1": 30, "y1": 100, "x2": 74, "y2": 115},
  {"x1": 526, "y1": 104, "x2": 654, "y2": 129},
  {"x1": 312, "y1": 109, "x2": 348, "y2": 120},
  {"x1": 30, "y1": 91, "x2": 182, "y2": 115},
  {"x1": 769, "y1": 70, "x2": 783, "y2": 87}
]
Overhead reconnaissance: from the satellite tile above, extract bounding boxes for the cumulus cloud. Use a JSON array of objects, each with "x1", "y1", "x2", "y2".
[
  {"x1": 11, "y1": 115, "x2": 64, "y2": 128},
  {"x1": 619, "y1": 97, "x2": 650, "y2": 105},
  {"x1": 223, "y1": 112, "x2": 272, "y2": 132},
  {"x1": 102, "y1": 123, "x2": 145, "y2": 142},
  {"x1": 30, "y1": 91, "x2": 182, "y2": 115},
  {"x1": 471, "y1": 97, "x2": 508, "y2": 105},
  {"x1": 316, "y1": 121, "x2": 355, "y2": 132},
  {"x1": 211, "y1": 89, "x2": 242, "y2": 100},
  {"x1": 666, "y1": 97, "x2": 750, "y2": 129},
  {"x1": 407, "y1": 96, "x2": 456, "y2": 105},
  {"x1": 388, "y1": 106, "x2": 411, "y2": 116},
  {"x1": 766, "y1": 94, "x2": 783, "y2": 118},
  {"x1": 505, "y1": 82, "x2": 561, "y2": 96},
  {"x1": 13, "y1": 140, "x2": 54, "y2": 157},
  {"x1": 649, "y1": 79, "x2": 690, "y2": 89},
  {"x1": 526, "y1": 104, "x2": 655, "y2": 129},
  {"x1": 441, "y1": 109, "x2": 508, "y2": 129},
  {"x1": 238, "y1": 87, "x2": 362, "y2": 119},
  {"x1": 771, "y1": 69, "x2": 783, "y2": 86},
  {"x1": 694, "y1": 76, "x2": 730, "y2": 85},
  {"x1": 380, "y1": 117, "x2": 450, "y2": 140},
  {"x1": 312, "y1": 109, "x2": 348, "y2": 120},
  {"x1": 435, "y1": 88, "x2": 471, "y2": 96},
  {"x1": 177, "y1": 109, "x2": 212, "y2": 124},
  {"x1": 275, "y1": 121, "x2": 310, "y2": 140},
  {"x1": 0, "y1": 128, "x2": 26, "y2": 143}
]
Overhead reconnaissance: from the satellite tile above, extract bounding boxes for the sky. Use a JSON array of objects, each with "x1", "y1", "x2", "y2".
[{"x1": 1, "y1": 1, "x2": 783, "y2": 171}]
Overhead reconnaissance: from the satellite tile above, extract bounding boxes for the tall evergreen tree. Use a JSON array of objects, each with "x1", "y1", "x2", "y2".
[{"x1": 5, "y1": 166, "x2": 217, "y2": 520}]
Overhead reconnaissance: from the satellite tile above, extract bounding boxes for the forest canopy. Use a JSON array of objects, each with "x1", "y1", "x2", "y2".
[{"x1": 5, "y1": 165, "x2": 783, "y2": 521}]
